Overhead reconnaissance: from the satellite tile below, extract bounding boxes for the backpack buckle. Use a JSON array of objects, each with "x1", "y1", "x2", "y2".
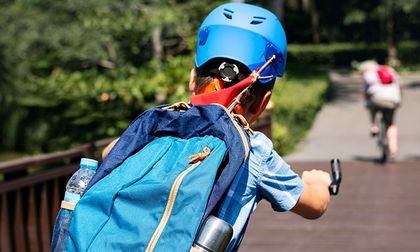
[{"x1": 162, "y1": 102, "x2": 191, "y2": 112}]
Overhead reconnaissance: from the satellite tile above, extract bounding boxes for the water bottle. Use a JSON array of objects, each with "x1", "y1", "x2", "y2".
[
  {"x1": 64, "y1": 158, "x2": 99, "y2": 201},
  {"x1": 51, "y1": 158, "x2": 98, "y2": 252},
  {"x1": 191, "y1": 215, "x2": 233, "y2": 252}
]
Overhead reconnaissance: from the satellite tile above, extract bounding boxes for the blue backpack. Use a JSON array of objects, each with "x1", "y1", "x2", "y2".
[{"x1": 65, "y1": 102, "x2": 250, "y2": 251}]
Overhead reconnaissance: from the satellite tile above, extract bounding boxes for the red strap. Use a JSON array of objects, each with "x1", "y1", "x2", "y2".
[
  {"x1": 191, "y1": 55, "x2": 277, "y2": 107},
  {"x1": 190, "y1": 75, "x2": 255, "y2": 107}
]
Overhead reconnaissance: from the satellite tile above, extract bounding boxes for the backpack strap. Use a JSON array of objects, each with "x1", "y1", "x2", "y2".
[{"x1": 201, "y1": 105, "x2": 250, "y2": 221}]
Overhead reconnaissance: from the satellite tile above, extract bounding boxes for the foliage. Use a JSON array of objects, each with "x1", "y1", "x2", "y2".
[
  {"x1": 0, "y1": 0, "x2": 222, "y2": 76},
  {"x1": 1, "y1": 0, "x2": 419, "y2": 156},
  {"x1": 0, "y1": 0, "x2": 223, "y2": 152},
  {"x1": 8, "y1": 56, "x2": 192, "y2": 152},
  {"x1": 343, "y1": 0, "x2": 420, "y2": 26},
  {"x1": 283, "y1": 0, "x2": 420, "y2": 43},
  {"x1": 288, "y1": 42, "x2": 420, "y2": 68}
]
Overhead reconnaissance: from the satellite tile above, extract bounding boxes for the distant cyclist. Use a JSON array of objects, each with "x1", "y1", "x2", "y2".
[{"x1": 359, "y1": 60, "x2": 402, "y2": 160}]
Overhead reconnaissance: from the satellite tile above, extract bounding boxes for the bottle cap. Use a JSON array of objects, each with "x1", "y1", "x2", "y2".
[
  {"x1": 194, "y1": 215, "x2": 233, "y2": 252},
  {"x1": 80, "y1": 158, "x2": 99, "y2": 169}
]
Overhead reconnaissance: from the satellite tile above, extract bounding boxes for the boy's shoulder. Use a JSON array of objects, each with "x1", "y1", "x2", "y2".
[
  {"x1": 249, "y1": 131, "x2": 274, "y2": 158},
  {"x1": 250, "y1": 131, "x2": 272, "y2": 144}
]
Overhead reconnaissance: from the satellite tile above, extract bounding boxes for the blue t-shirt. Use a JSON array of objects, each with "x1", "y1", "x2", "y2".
[{"x1": 216, "y1": 131, "x2": 304, "y2": 251}]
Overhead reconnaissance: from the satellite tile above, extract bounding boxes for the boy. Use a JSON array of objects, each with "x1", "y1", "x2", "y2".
[{"x1": 103, "y1": 2, "x2": 331, "y2": 251}]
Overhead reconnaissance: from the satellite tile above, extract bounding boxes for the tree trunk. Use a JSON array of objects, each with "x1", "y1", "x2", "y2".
[
  {"x1": 386, "y1": 3, "x2": 399, "y2": 66},
  {"x1": 309, "y1": 0, "x2": 320, "y2": 43},
  {"x1": 152, "y1": 26, "x2": 163, "y2": 65},
  {"x1": 268, "y1": 0, "x2": 285, "y2": 22}
]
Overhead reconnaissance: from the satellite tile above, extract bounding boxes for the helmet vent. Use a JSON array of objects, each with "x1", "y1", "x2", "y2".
[
  {"x1": 250, "y1": 16, "x2": 266, "y2": 25},
  {"x1": 223, "y1": 8, "x2": 234, "y2": 19}
]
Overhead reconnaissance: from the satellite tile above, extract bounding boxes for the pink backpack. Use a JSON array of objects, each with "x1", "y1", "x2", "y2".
[{"x1": 376, "y1": 65, "x2": 395, "y2": 85}]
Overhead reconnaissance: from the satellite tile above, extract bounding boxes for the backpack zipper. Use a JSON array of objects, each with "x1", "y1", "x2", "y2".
[
  {"x1": 145, "y1": 104, "x2": 249, "y2": 251},
  {"x1": 145, "y1": 147, "x2": 210, "y2": 251}
]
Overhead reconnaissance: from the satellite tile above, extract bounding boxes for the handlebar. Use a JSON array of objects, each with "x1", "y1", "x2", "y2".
[{"x1": 329, "y1": 159, "x2": 342, "y2": 195}]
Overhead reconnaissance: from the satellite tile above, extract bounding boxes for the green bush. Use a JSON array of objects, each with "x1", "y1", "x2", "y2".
[
  {"x1": 5, "y1": 56, "x2": 192, "y2": 153},
  {"x1": 288, "y1": 42, "x2": 420, "y2": 68}
]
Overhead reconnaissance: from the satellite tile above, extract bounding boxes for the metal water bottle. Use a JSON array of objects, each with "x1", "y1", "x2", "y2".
[{"x1": 191, "y1": 215, "x2": 233, "y2": 252}]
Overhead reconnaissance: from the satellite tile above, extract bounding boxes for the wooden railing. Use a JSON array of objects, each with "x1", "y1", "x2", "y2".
[
  {"x1": 0, "y1": 111, "x2": 271, "y2": 252},
  {"x1": 0, "y1": 139, "x2": 112, "y2": 252}
]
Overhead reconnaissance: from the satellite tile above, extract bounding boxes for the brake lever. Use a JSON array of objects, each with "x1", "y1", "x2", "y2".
[{"x1": 329, "y1": 159, "x2": 342, "y2": 195}]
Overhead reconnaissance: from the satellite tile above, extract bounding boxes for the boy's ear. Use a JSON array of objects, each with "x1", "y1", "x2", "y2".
[
  {"x1": 189, "y1": 68, "x2": 197, "y2": 95},
  {"x1": 249, "y1": 90, "x2": 272, "y2": 124}
]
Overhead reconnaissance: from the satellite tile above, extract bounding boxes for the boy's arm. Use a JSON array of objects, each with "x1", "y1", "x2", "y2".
[
  {"x1": 102, "y1": 138, "x2": 119, "y2": 160},
  {"x1": 291, "y1": 169, "x2": 331, "y2": 219}
]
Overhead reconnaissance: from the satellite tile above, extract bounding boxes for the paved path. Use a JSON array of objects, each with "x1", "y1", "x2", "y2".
[
  {"x1": 239, "y1": 72, "x2": 420, "y2": 251},
  {"x1": 241, "y1": 161, "x2": 420, "y2": 252}
]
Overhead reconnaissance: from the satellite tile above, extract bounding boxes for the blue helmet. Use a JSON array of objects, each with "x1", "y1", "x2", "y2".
[{"x1": 195, "y1": 2, "x2": 287, "y2": 83}]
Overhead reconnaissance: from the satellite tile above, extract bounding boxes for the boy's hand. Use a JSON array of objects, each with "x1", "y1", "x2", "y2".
[
  {"x1": 291, "y1": 169, "x2": 332, "y2": 219},
  {"x1": 102, "y1": 138, "x2": 119, "y2": 160},
  {"x1": 301, "y1": 169, "x2": 332, "y2": 189}
]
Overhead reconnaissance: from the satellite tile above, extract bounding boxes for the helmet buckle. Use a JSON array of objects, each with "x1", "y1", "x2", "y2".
[{"x1": 218, "y1": 62, "x2": 239, "y2": 82}]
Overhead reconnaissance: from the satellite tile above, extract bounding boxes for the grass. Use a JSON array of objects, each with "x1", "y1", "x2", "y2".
[{"x1": 270, "y1": 65, "x2": 328, "y2": 155}]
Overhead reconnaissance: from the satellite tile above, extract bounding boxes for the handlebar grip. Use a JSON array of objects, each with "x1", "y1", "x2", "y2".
[{"x1": 329, "y1": 159, "x2": 342, "y2": 195}]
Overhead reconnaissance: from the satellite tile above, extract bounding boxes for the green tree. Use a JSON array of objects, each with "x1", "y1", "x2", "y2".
[
  {"x1": 342, "y1": 0, "x2": 420, "y2": 65},
  {"x1": 0, "y1": 0, "x2": 224, "y2": 152}
]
